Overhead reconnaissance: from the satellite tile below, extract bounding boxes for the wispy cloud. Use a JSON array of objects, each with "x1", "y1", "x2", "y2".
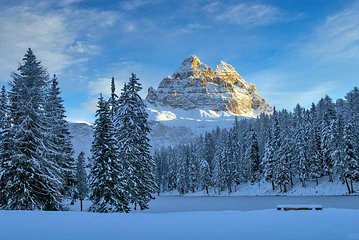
[
  {"x1": 121, "y1": 0, "x2": 160, "y2": 11},
  {"x1": 302, "y1": 1, "x2": 359, "y2": 60},
  {"x1": 208, "y1": 2, "x2": 282, "y2": 26}
]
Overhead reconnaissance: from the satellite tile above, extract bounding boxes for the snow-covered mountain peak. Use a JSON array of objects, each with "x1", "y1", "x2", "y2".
[
  {"x1": 146, "y1": 56, "x2": 272, "y2": 117},
  {"x1": 173, "y1": 55, "x2": 214, "y2": 80}
]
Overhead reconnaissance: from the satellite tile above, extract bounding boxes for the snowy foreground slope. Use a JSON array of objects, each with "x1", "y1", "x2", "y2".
[{"x1": 1, "y1": 209, "x2": 359, "y2": 240}]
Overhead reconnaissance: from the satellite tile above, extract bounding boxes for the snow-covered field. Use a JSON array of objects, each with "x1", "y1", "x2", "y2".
[{"x1": 1, "y1": 207, "x2": 359, "y2": 240}]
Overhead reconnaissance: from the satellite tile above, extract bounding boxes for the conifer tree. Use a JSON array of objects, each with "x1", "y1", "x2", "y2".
[
  {"x1": 177, "y1": 146, "x2": 188, "y2": 194},
  {"x1": 343, "y1": 122, "x2": 359, "y2": 193},
  {"x1": 0, "y1": 86, "x2": 11, "y2": 205},
  {"x1": 249, "y1": 129, "x2": 261, "y2": 183},
  {"x1": 89, "y1": 95, "x2": 129, "y2": 213},
  {"x1": 262, "y1": 134, "x2": 276, "y2": 190},
  {"x1": 0, "y1": 86, "x2": 8, "y2": 129},
  {"x1": 45, "y1": 74, "x2": 76, "y2": 198},
  {"x1": 199, "y1": 159, "x2": 211, "y2": 194},
  {"x1": 1, "y1": 48, "x2": 63, "y2": 210},
  {"x1": 75, "y1": 152, "x2": 88, "y2": 211},
  {"x1": 276, "y1": 136, "x2": 291, "y2": 192},
  {"x1": 115, "y1": 73, "x2": 156, "y2": 210}
]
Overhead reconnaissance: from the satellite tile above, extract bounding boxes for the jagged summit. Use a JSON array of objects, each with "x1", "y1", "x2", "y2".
[
  {"x1": 173, "y1": 55, "x2": 214, "y2": 80},
  {"x1": 146, "y1": 56, "x2": 272, "y2": 116}
]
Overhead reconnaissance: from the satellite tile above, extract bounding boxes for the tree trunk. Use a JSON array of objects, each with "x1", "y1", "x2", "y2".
[
  {"x1": 80, "y1": 200, "x2": 83, "y2": 212},
  {"x1": 344, "y1": 177, "x2": 351, "y2": 194},
  {"x1": 283, "y1": 184, "x2": 287, "y2": 193},
  {"x1": 350, "y1": 179, "x2": 355, "y2": 193},
  {"x1": 271, "y1": 181, "x2": 275, "y2": 191},
  {"x1": 205, "y1": 186, "x2": 209, "y2": 195},
  {"x1": 329, "y1": 173, "x2": 333, "y2": 183},
  {"x1": 316, "y1": 178, "x2": 319, "y2": 185}
]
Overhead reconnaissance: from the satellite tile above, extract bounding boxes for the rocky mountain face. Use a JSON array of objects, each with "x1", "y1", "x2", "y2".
[{"x1": 146, "y1": 56, "x2": 272, "y2": 117}]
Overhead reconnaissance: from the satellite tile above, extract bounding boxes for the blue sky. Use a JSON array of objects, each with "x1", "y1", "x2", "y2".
[{"x1": 0, "y1": 0, "x2": 358, "y2": 122}]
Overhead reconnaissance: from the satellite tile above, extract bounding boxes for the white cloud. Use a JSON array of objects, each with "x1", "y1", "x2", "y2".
[
  {"x1": 68, "y1": 41, "x2": 101, "y2": 54},
  {"x1": 0, "y1": 4, "x2": 118, "y2": 82},
  {"x1": 214, "y1": 3, "x2": 281, "y2": 26},
  {"x1": 203, "y1": 1, "x2": 221, "y2": 13},
  {"x1": 121, "y1": 0, "x2": 159, "y2": 11},
  {"x1": 58, "y1": 0, "x2": 82, "y2": 6},
  {"x1": 302, "y1": 2, "x2": 359, "y2": 60}
]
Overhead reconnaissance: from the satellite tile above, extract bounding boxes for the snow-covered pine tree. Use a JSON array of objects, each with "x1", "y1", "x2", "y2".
[
  {"x1": 308, "y1": 103, "x2": 322, "y2": 185},
  {"x1": 199, "y1": 159, "x2": 211, "y2": 194},
  {"x1": 75, "y1": 152, "x2": 88, "y2": 211},
  {"x1": 1, "y1": 48, "x2": 63, "y2": 210},
  {"x1": 0, "y1": 86, "x2": 11, "y2": 205},
  {"x1": 212, "y1": 132, "x2": 226, "y2": 194},
  {"x1": 177, "y1": 146, "x2": 189, "y2": 194},
  {"x1": 297, "y1": 129, "x2": 309, "y2": 187},
  {"x1": 276, "y1": 135, "x2": 291, "y2": 193},
  {"x1": 188, "y1": 144, "x2": 198, "y2": 193},
  {"x1": 320, "y1": 96, "x2": 336, "y2": 182},
  {"x1": 345, "y1": 87, "x2": 359, "y2": 155},
  {"x1": 248, "y1": 128, "x2": 261, "y2": 183},
  {"x1": 343, "y1": 122, "x2": 359, "y2": 194},
  {"x1": 89, "y1": 95, "x2": 129, "y2": 213},
  {"x1": 45, "y1": 74, "x2": 76, "y2": 198},
  {"x1": 109, "y1": 76, "x2": 118, "y2": 117},
  {"x1": 224, "y1": 131, "x2": 237, "y2": 193},
  {"x1": 262, "y1": 133, "x2": 276, "y2": 190},
  {"x1": 115, "y1": 73, "x2": 156, "y2": 210},
  {"x1": 0, "y1": 86, "x2": 8, "y2": 129}
]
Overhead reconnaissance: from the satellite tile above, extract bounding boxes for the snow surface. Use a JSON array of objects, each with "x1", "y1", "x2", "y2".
[
  {"x1": 146, "y1": 103, "x2": 244, "y2": 133},
  {"x1": 1, "y1": 208, "x2": 359, "y2": 240}
]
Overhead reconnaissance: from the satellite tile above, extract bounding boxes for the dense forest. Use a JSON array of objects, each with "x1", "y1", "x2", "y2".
[
  {"x1": 153, "y1": 88, "x2": 359, "y2": 195},
  {"x1": 0, "y1": 49, "x2": 156, "y2": 212}
]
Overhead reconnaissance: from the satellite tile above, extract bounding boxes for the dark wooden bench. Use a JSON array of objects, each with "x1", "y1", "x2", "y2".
[{"x1": 277, "y1": 205, "x2": 323, "y2": 211}]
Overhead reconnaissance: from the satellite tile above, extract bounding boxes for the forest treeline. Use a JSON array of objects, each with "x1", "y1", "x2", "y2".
[{"x1": 153, "y1": 88, "x2": 359, "y2": 194}]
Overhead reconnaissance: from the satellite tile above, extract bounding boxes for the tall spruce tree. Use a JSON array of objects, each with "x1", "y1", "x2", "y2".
[
  {"x1": 1, "y1": 48, "x2": 63, "y2": 210},
  {"x1": 262, "y1": 133, "x2": 276, "y2": 190},
  {"x1": 115, "y1": 73, "x2": 156, "y2": 210},
  {"x1": 45, "y1": 74, "x2": 76, "y2": 198},
  {"x1": 89, "y1": 95, "x2": 129, "y2": 212},
  {"x1": 75, "y1": 152, "x2": 88, "y2": 211},
  {"x1": 343, "y1": 122, "x2": 359, "y2": 193},
  {"x1": 249, "y1": 129, "x2": 261, "y2": 183},
  {"x1": 0, "y1": 86, "x2": 8, "y2": 129},
  {"x1": 0, "y1": 86, "x2": 11, "y2": 205}
]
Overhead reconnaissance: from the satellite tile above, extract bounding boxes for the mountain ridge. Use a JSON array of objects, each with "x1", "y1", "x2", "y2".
[{"x1": 146, "y1": 55, "x2": 272, "y2": 117}]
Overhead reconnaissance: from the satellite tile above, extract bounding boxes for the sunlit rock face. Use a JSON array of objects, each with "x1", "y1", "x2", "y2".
[{"x1": 146, "y1": 56, "x2": 273, "y2": 116}]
